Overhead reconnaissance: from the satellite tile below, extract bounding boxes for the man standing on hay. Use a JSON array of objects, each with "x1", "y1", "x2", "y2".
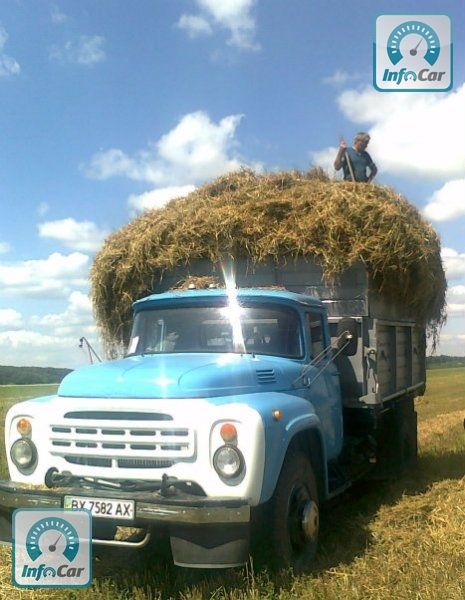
[{"x1": 334, "y1": 132, "x2": 378, "y2": 182}]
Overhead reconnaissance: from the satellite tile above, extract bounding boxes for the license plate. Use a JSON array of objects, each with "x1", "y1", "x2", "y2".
[{"x1": 64, "y1": 495, "x2": 135, "y2": 520}]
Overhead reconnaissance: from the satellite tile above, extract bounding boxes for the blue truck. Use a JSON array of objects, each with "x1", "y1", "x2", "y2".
[{"x1": 0, "y1": 259, "x2": 424, "y2": 570}]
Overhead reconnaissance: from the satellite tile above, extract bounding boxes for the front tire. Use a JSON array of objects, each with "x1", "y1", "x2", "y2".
[{"x1": 265, "y1": 451, "x2": 319, "y2": 572}]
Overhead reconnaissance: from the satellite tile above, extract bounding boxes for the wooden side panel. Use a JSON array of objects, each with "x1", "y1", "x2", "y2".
[
  {"x1": 376, "y1": 324, "x2": 397, "y2": 399},
  {"x1": 373, "y1": 322, "x2": 425, "y2": 403},
  {"x1": 396, "y1": 326, "x2": 412, "y2": 390}
]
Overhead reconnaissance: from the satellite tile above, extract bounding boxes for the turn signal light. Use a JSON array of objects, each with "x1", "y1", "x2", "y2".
[
  {"x1": 17, "y1": 418, "x2": 32, "y2": 436},
  {"x1": 220, "y1": 423, "x2": 237, "y2": 442},
  {"x1": 272, "y1": 410, "x2": 282, "y2": 421}
]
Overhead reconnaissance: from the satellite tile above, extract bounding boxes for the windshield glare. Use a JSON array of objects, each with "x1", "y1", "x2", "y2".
[{"x1": 127, "y1": 304, "x2": 303, "y2": 358}]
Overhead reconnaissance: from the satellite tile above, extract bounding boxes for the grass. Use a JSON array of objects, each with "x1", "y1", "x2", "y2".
[{"x1": 0, "y1": 370, "x2": 464, "y2": 599}]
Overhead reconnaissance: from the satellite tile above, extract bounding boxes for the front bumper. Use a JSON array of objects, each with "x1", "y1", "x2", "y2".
[{"x1": 0, "y1": 481, "x2": 251, "y2": 568}]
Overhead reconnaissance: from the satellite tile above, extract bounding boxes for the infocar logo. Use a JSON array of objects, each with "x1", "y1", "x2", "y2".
[
  {"x1": 374, "y1": 15, "x2": 452, "y2": 91},
  {"x1": 12, "y1": 509, "x2": 92, "y2": 588}
]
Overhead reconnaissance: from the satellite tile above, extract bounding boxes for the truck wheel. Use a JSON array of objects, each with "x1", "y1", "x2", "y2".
[{"x1": 269, "y1": 451, "x2": 319, "y2": 572}]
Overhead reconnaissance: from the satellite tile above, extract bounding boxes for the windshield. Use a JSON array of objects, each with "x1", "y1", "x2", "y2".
[{"x1": 127, "y1": 303, "x2": 303, "y2": 358}]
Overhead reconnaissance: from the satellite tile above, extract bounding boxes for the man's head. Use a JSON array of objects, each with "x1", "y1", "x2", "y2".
[{"x1": 353, "y1": 132, "x2": 370, "y2": 152}]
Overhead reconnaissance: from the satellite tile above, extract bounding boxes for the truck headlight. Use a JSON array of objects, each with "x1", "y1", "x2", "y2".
[
  {"x1": 10, "y1": 439, "x2": 37, "y2": 472},
  {"x1": 213, "y1": 445, "x2": 244, "y2": 480}
]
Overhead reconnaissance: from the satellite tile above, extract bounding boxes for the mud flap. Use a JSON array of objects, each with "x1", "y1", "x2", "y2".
[{"x1": 170, "y1": 523, "x2": 249, "y2": 568}]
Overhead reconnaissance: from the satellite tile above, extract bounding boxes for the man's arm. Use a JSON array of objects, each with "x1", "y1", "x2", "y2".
[
  {"x1": 334, "y1": 139, "x2": 347, "y2": 171},
  {"x1": 367, "y1": 162, "x2": 378, "y2": 183}
]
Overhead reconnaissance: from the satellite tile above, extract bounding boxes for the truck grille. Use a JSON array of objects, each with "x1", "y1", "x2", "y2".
[
  {"x1": 49, "y1": 412, "x2": 194, "y2": 469},
  {"x1": 65, "y1": 457, "x2": 174, "y2": 469}
]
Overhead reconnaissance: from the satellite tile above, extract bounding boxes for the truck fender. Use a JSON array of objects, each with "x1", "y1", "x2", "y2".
[{"x1": 259, "y1": 414, "x2": 328, "y2": 504}]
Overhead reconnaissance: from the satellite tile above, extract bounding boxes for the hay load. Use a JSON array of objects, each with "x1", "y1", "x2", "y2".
[{"x1": 91, "y1": 169, "x2": 446, "y2": 355}]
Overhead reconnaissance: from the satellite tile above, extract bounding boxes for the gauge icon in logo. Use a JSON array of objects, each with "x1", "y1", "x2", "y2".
[
  {"x1": 387, "y1": 20, "x2": 440, "y2": 66},
  {"x1": 26, "y1": 516, "x2": 79, "y2": 562}
]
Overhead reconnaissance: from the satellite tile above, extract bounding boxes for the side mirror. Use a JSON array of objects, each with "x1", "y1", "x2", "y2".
[{"x1": 336, "y1": 318, "x2": 358, "y2": 356}]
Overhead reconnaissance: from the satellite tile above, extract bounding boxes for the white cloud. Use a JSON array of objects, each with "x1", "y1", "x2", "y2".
[
  {"x1": 84, "y1": 148, "x2": 165, "y2": 182},
  {"x1": 0, "y1": 241, "x2": 10, "y2": 254},
  {"x1": 423, "y1": 179, "x2": 465, "y2": 222},
  {"x1": 448, "y1": 305, "x2": 465, "y2": 316},
  {"x1": 31, "y1": 291, "x2": 95, "y2": 337},
  {"x1": 0, "y1": 252, "x2": 89, "y2": 298},
  {"x1": 51, "y1": 6, "x2": 68, "y2": 24},
  {"x1": 37, "y1": 202, "x2": 50, "y2": 216},
  {"x1": 0, "y1": 26, "x2": 20, "y2": 77},
  {"x1": 311, "y1": 146, "x2": 337, "y2": 175},
  {"x1": 0, "y1": 330, "x2": 85, "y2": 368},
  {"x1": 38, "y1": 218, "x2": 110, "y2": 252},
  {"x1": 313, "y1": 83, "x2": 465, "y2": 180},
  {"x1": 85, "y1": 111, "x2": 245, "y2": 186},
  {"x1": 74, "y1": 36, "x2": 106, "y2": 65},
  {"x1": 0, "y1": 308, "x2": 23, "y2": 330},
  {"x1": 448, "y1": 285, "x2": 465, "y2": 302},
  {"x1": 446, "y1": 285, "x2": 465, "y2": 317},
  {"x1": 157, "y1": 112, "x2": 242, "y2": 178},
  {"x1": 128, "y1": 185, "x2": 196, "y2": 214},
  {"x1": 434, "y1": 332, "x2": 465, "y2": 356},
  {"x1": 0, "y1": 330, "x2": 65, "y2": 349},
  {"x1": 0, "y1": 292, "x2": 101, "y2": 368},
  {"x1": 34, "y1": 291, "x2": 92, "y2": 326},
  {"x1": 442, "y1": 248, "x2": 465, "y2": 281},
  {"x1": 323, "y1": 70, "x2": 361, "y2": 86},
  {"x1": 177, "y1": 14, "x2": 213, "y2": 38},
  {"x1": 50, "y1": 35, "x2": 106, "y2": 66},
  {"x1": 177, "y1": 0, "x2": 259, "y2": 50}
]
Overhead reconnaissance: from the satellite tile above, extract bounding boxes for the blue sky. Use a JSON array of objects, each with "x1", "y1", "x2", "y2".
[{"x1": 0, "y1": 0, "x2": 464, "y2": 368}]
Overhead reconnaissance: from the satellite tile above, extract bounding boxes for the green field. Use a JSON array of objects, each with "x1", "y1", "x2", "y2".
[
  {"x1": 0, "y1": 383, "x2": 59, "y2": 402},
  {"x1": 0, "y1": 370, "x2": 464, "y2": 599}
]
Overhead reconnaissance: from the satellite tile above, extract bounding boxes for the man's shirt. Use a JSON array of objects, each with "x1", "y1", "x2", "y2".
[{"x1": 341, "y1": 147, "x2": 374, "y2": 182}]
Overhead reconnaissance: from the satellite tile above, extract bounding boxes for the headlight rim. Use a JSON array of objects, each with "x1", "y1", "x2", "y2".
[
  {"x1": 10, "y1": 438, "x2": 38, "y2": 473},
  {"x1": 213, "y1": 444, "x2": 245, "y2": 481}
]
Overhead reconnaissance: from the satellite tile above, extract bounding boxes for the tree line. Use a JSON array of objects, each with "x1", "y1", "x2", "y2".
[
  {"x1": 426, "y1": 355, "x2": 465, "y2": 369},
  {"x1": 0, "y1": 365, "x2": 72, "y2": 385}
]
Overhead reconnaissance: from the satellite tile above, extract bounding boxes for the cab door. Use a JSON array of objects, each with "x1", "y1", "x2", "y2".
[{"x1": 303, "y1": 310, "x2": 343, "y2": 459}]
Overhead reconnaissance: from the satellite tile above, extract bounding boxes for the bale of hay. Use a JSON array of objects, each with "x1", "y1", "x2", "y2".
[{"x1": 91, "y1": 169, "x2": 446, "y2": 356}]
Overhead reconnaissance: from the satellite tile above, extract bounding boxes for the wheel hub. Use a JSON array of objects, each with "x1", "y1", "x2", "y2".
[{"x1": 301, "y1": 500, "x2": 319, "y2": 540}]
